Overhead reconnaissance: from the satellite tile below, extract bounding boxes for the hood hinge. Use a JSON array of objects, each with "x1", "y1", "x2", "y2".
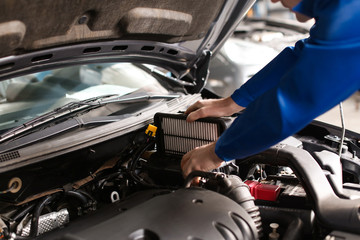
[{"x1": 186, "y1": 50, "x2": 212, "y2": 94}]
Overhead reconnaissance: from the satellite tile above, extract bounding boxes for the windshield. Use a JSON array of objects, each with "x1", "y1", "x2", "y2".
[{"x1": 0, "y1": 63, "x2": 168, "y2": 134}]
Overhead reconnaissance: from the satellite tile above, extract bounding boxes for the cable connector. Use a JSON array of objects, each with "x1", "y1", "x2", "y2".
[{"x1": 145, "y1": 124, "x2": 157, "y2": 137}]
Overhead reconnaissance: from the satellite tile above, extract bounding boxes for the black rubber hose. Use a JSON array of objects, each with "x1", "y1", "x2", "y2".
[
  {"x1": 216, "y1": 175, "x2": 263, "y2": 238},
  {"x1": 30, "y1": 194, "x2": 58, "y2": 237},
  {"x1": 75, "y1": 189, "x2": 96, "y2": 202},
  {"x1": 129, "y1": 140, "x2": 155, "y2": 171},
  {"x1": 65, "y1": 191, "x2": 88, "y2": 206},
  {"x1": 17, "y1": 191, "x2": 84, "y2": 239},
  {"x1": 12, "y1": 203, "x2": 36, "y2": 222}
]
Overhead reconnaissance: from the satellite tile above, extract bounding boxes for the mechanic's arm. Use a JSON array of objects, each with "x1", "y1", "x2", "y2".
[
  {"x1": 185, "y1": 97, "x2": 244, "y2": 122},
  {"x1": 186, "y1": 46, "x2": 300, "y2": 122},
  {"x1": 231, "y1": 46, "x2": 300, "y2": 107},
  {"x1": 182, "y1": 41, "x2": 360, "y2": 177}
]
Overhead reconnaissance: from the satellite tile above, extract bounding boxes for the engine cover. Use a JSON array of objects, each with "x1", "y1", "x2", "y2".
[{"x1": 39, "y1": 188, "x2": 258, "y2": 240}]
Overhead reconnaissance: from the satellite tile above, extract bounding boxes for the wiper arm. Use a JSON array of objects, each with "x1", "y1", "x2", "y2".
[
  {"x1": 0, "y1": 94, "x2": 115, "y2": 143},
  {"x1": 0, "y1": 94, "x2": 179, "y2": 143},
  {"x1": 0, "y1": 115, "x2": 132, "y2": 154},
  {"x1": 99, "y1": 93, "x2": 180, "y2": 105}
]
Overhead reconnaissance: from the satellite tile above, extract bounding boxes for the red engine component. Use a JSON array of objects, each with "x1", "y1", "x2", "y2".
[{"x1": 245, "y1": 180, "x2": 280, "y2": 201}]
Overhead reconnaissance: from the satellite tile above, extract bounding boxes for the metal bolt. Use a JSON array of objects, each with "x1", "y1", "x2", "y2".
[{"x1": 269, "y1": 223, "x2": 280, "y2": 240}]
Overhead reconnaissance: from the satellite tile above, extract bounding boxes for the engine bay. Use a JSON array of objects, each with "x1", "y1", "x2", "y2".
[{"x1": 1, "y1": 113, "x2": 360, "y2": 240}]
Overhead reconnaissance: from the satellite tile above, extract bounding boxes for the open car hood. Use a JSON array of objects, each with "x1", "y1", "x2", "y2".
[
  {"x1": 0, "y1": 0, "x2": 254, "y2": 87},
  {"x1": 2, "y1": 2, "x2": 360, "y2": 239}
]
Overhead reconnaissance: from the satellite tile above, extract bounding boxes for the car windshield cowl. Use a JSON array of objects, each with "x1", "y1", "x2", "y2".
[{"x1": 0, "y1": 93, "x2": 180, "y2": 144}]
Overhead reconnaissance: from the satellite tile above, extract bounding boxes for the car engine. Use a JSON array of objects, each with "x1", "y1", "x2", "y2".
[{"x1": 0, "y1": 112, "x2": 360, "y2": 240}]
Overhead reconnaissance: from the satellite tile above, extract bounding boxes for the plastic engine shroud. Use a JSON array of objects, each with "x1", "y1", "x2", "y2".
[{"x1": 38, "y1": 188, "x2": 258, "y2": 240}]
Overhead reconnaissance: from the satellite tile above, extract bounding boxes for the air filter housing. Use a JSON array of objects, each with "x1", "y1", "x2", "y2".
[{"x1": 154, "y1": 113, "x2": 233, "y2": 156}]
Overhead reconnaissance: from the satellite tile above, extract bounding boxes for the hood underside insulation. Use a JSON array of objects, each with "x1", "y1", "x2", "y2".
[{"x1": 0, "y1": 0, "x2": 224, "y2": 57}]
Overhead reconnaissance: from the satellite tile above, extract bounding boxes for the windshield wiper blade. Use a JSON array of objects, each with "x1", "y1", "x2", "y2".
[
  {"x1": 0, "y1": 94, "x2": 179, "y2": 143},
  {"x1": 99, "y1": 94, "x2": 180, "y2": 104},
  {"x1": 0, "y1": 115, "x2": 134, "y2": 154},
  {"x1": 0, "y1": 94, "x2": 115, "y2": 143}
]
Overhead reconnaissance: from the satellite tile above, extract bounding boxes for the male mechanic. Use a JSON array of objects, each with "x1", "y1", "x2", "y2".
[{"x1": 181, "y1": 0, "x2": 360, "y2": 177}]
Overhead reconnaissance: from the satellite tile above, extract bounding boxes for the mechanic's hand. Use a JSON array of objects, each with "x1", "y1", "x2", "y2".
[
  {"x1": 185, "y1": 97, "x2": 244, "y2": 122},
  {"x1": 181, "y1": 141, "x2": 224, "y2": 178}
]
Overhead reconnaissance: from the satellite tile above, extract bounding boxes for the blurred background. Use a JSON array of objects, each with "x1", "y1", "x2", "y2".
[{"x1": 206, "y1": 0, "x2": 360, "y2": 132}]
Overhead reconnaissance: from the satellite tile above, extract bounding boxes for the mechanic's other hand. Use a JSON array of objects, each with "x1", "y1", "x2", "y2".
[
  {"x1": 185, "y1": 97, "x2": 244, "y2": 122},
  {"x1": 181, "y1": 141, "x2": 224, "y2": 178}
]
